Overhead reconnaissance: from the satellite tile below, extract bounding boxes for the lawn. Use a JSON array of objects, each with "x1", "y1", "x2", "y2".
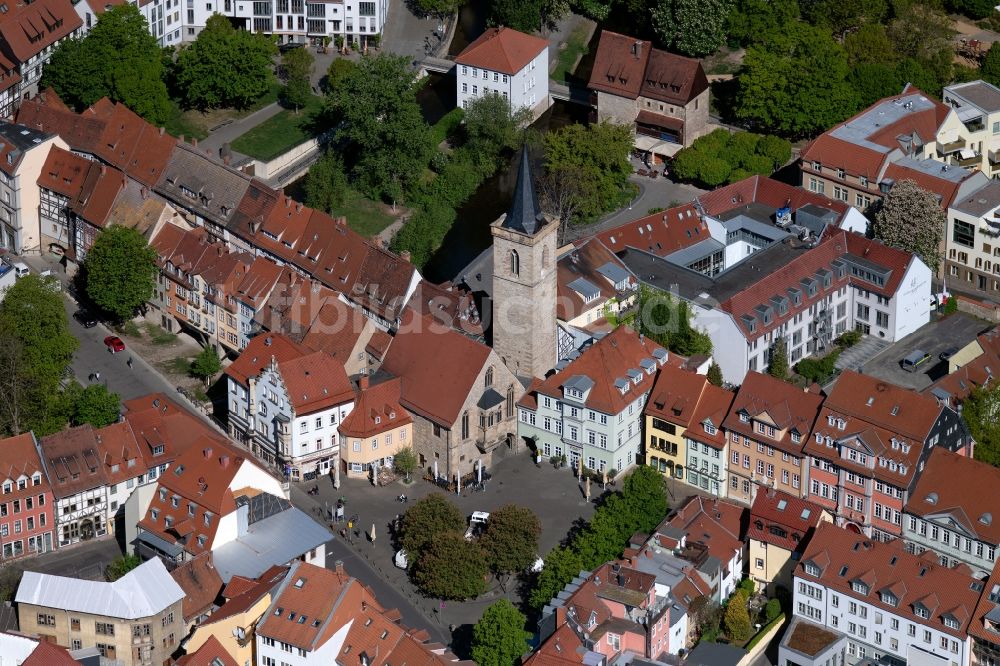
[
  {"x1": 230, "y1": 94, "x2": 326, "y2": 161},
  {"x1": 331, "y1": 187, "x2": 396, "y2": 238},
  {"x1": 551, "y1": 25, "x2": 591, "y2": 83},
  {"x1": 163, "y1": 83, "x2": 283, "y2": 141}
]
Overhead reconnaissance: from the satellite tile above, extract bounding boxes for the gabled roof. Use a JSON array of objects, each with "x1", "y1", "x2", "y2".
[
  {"x1": 454, "y1": 26, "x2": 548, "y2": 76},
  {"x1": 339, "y1": 376, "x2": 412, "y2": 438},
  {"x1": 798, "y1": 522, "x2": 985, "y2": 639},
  {"x1": 38, "y1": 425, "x2": 110, "y2": 499},
  {"x1": 170, "y1": 552, "x2": 224, "y2": 623},
  {"x1": 666, "y1": 496, "x2": 746, "y2": 566},
  {"x1": 300, "y1": 298, "x2": 374, "y2": 361},
  {"x1": 16, "y1": 96, "x2": 105, "y2": 153},
  {"x1": 697, "y1": 175, "x2": 850, "y2": 222},
  {"x1": 521, "y1": 326, "x2": 672, "y2": 416},
  {"x1": 588, "y1": 30, "x2": 652, "y2": 99},
  {"x1": 595, "y1": 202, "x2": 706, "y2": 257},
  {"x1": 175, "y1": 635, "x2": 238, "y2": 666},
  {"x1": 0, "y1": 433, "x2": 48, "y2": 497},
  {"x1": 0, "y1": 122, "x2": 53, "y2": 176},
  {"x1": 639, "y1": 48, "x2": 709, "y2": 106},
  {"x1": 0, "y1": 0, "x2": 82, "y2": 63},
  {"x1": 557, "y1": 238, "x2": 637, "y2": 321},
  {"x1": 905, "y1": 448, "x2": 1000, "y2": 544},
  {"x1": 818, "y1": 370, "x2": 942, "y2": 443},
  {"x1": 16, "y1": 558, "x2": 183, "y2": 619},
  {"x1": 722, "y1": 372, "x2": 823, "y2": 455},
  {"x1": 277, "y1": 351, "x2": 354, "y2": 414},
  {"x1": 155, "y1": 142, "x2": 252, "y2": 227},
  {"x1": 749, "y1": 489, "x2": 827, "y2": 552},
  {"x1": 37, "y1": 145, "x2": 90, "y2": 198},
  {"x1": 85, "y1": 100, "x2": 176, "y2": 187},
  {"x1": 224, "y1": 333, "x2": 310, "y2": 386},
  {"x1": 380, "y1": 310, "x2": 493, "y2": 426},
  {"x1": 645, "y1": 365, "x2": 733, "y2": 446}
]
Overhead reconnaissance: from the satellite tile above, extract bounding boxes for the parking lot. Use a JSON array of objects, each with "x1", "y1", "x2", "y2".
[{"x1": 848, "y1": 312, "x2": 990, "y2": 390}]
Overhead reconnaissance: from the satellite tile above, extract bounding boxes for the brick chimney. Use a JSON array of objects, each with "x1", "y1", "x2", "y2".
[
  {"x1": 399, "y1": 250, "x2": 411, "y2": 263},
  {"x1": 203, "y1": 447, "x2": 213, "y2": 459},
  {"x1": 359, "y1": 375, "x2": 369, "y2": 391}
]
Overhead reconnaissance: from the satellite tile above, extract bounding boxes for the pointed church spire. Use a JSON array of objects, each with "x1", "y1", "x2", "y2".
[{"x1": 502, "y1": 145, "x2": 546, "y2": 236}]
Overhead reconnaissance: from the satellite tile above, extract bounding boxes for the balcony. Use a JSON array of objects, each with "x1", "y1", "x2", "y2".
[
  {"x1": 939, "y1": 138, "x2": 966, "y2": 155},
  {"x1": 957, "y1": 152, "x2": 983, "y2": 167},
  {"x1": 990, "y1": 149, "x2": 1000, "y2": 165}
]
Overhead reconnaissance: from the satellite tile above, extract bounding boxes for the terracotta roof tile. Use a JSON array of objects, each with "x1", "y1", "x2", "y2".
[
  {"x1": 905, "y1": 448, "x2": 1000, "y2": 544},
  {"x1": 380, "y1": 310, "x2": 493, "y2": 425},
  {"x1": 37, "y1": 145, "x2": 90, "y2": 198},
  {"x1": 646, "y1": 366, "x2": 733, "y2": 448},
  {"x1": 595, "y1": 202, "x2": 704, "y2": 256},
  {"x1": 722, "y1": 372, "x2": 823, "y2": 455},
  {"x1": 639, "y1": 48, "x2": 708, "y2": 105},
  {"x1": 175, "y1": 635, "x2": 238, "y2": 666},
  {"x1": 799, "y1": 522, "x2": 984, "y2": 639},
  {"x1": 697, "y1": 175, "x2": 851, "y2": 221},
  {"x1": 224, "y1": 333, "x2": 310, "y2": 386},
  {"x1": 454, "y1": 27, "x2": 548, "y2": 76},
  {"x1": 556, "y1": 238, "x2": 637, "y2": 321},
  {"x1": 278, "y1": 351, "x2": 354, "y2": 413},
  {"x1": 38, "y1": 425, "x2": 110, "y2": 499},
  {"x1": 339, "y1": 376, "x2": 412, "y2": 438},
  {"x1": 0, "y1": 433, "x2": 50, "y2": 499},
  {"x1": 0, "y1": 0, "x2": 82, "y2": 63},
  {"x1": 16, "y1": 97, "x2": 105, "y2": 152},
  {"x1": 666, "y1": 496, "x2": 746, "y2": 567},
  {"x1": 170, "y1": 552, "x2": 224, "y2": 622},
  {"x1": 588, "y1": 30, "x2": 651, "y2": 99},
  {"x1": 749, "y1": 489, "x2": 827, "y2": 552}
]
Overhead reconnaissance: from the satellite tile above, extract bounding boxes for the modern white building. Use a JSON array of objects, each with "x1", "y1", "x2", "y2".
[
  {"x1": 620, "y1": 229, "x2": 932, "y2": 384},
  {"x1": 0, "y1": 123, "x2": 68, "y2": 255},
  {"x1": 138, "y1": 0, "x2": 387, "y2": 47},
  {"x1": 794, "y1": 522, "x2": 980, "y2": 666},
  {"x1": 455, "y1": 27, "x2": 550, "y2": 117}
]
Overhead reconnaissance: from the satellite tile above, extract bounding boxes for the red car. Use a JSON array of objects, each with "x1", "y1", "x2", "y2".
[{"x1": 104, "y1": 335, "x2": 125, "y2": 353}]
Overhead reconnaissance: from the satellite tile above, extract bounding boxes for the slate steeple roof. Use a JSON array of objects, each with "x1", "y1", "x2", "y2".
[{"x1": 502, "y1": 146, "x2": 546, "y2": 236}]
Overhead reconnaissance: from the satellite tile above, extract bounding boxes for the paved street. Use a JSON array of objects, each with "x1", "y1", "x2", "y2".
[
  {"x1": 18, "y1": 254, "x2": 223, "y2": 430},
  {"x1": 8, "y1": 537, "x2": 121, "y2": 580}
]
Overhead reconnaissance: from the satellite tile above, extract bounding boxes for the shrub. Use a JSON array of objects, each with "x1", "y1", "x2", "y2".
[
  {"x1": 944, "y1": 296, "x2": 958, "y2": 314},
  {"x1": 724, "y1": 590, "x2": 752, "y2": 642},
  {"x1": 764, "y1": 598, "x2": 782, "y2": 622}
]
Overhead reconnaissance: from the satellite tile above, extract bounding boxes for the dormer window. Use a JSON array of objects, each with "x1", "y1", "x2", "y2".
[
  {"x1": 881, "y1": 592, "x2": 897, "y2": 607},
  {"x1": 851, "y1": 581, "x2": 869, "y2": 595},
  {"x1": 944, "y1": 616, "x2": 960, "y2": 629},
  {"x1": 703, "y1": 423, "x2": 717, "y2": 435},
  {"x1": 914, "y1": 604, "x2": 929, "y2": 619},
  {"x1": 791, "y1": 432, "x2": 801, "y2": 444},
  {"x1": 375, "y1": 416, "x2": 381, "y2": 425},
  {"x1": 804, "y1": 562, "x2": 821, "y2": 576},
  {"x1": 740, "y1": 412, "x2": 749, "y2": 423}
]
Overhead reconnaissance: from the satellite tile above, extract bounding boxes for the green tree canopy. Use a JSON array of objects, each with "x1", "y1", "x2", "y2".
[
  {"x1": 190, "y1": 346, "x2": 222, "y2": 387},
  {"x1": 0, "y1": 276, "x2": 77, "y2": 389},
  {"x1": 325, "y1": 58, "x2": 356, "y2": 92},
  {"x1": 105, "y1": 554, "x2": 141, "y2": 581},
  {"x1": 652, "y1": 0, "x2": 731, "y2": 57},
  {"x1": 870, "y1": 179, "x2": 945, "y2": 272},
  {"x1": 327, "y1": 53, "x2": 434, "y2": 202},
  {"x1": 735, "y1": 23, "x2": 858, "y2": 137},
  {"x1": 983, "y1": 43, "x2": 1000, "y2": 87},
  {"x1": 175, "y1": 14, "x2": 277, "y2": 110},
  {"x1": 707, "y1": 362, "x2": 724, "y2": 386},
  {"x1": 726, "y1": 0, "x2": 799, "y2": 47},
  {"x1": 72, "y1": 385, "x2": 121, "y2": 428},
  {"x1": 41, "y1": 4, "x2": 170, "y2": 123},
  {"x1": 542, "y1": 122, "x2": 633, "y2": 225},
  {"x1": 961, "y1": 382, "x2": 1000, "y2": 466},
  {"x1": 844, "y1": 23, "x2": 898, "y2": 66},
  {"x1": 305, "y1": 153, "x2": 349, "y2": 213},
  {"x1": 479, "y1": 504, "x2": 541, "y2": 577},
  {"x1": 400, "y1": 493, "x2": 466, "y2": 559},
  {"x1": 621, "y1": 465, "x2": 669, "y2": 533},
  {"x1": 670, "y1": 129, "x2": 791, "y2": 187},
  {"x1": 724, "y1": 590, "x2": 752, "y2": 641},
  {"x1": 463, "y1": 92, "x2": 532, "y2": 173},
  {"x1": 413, "y1": 532, "x2": 487, "y2": 599},
  {"x1": 471, "y1": 600, "x2": 531, "y2": 666},
  {"x1": 282, "y1": 45, "x2": 314, "y2": 110},
  {"x1": 85, "y1": 226, "x2": 158, "y2": 321},
  {"x1": 769, "y1": 338, "x2": 789, "y2": 379},
  {"x1": 800, "y1": 0, "x2": 887, "y2": 37},
  {"x1": 414, "y1": 0, "x2": 465, "y2": 15},
  {"x1": 393, "y1": 447, "x2": 418, "y2": 482},
  {"x1": 529, "y1": 546, "x2": 582, "y2": 610}
]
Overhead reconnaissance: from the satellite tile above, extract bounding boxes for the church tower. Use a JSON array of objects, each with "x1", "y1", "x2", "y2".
[{"x1": 491, "y1": 147, "x2": 558, "y2": 380}]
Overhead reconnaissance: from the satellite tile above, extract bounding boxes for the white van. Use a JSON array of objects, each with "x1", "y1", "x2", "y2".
[{"x1": 11, "y1": 262, "x2": 28, "y2": 278}]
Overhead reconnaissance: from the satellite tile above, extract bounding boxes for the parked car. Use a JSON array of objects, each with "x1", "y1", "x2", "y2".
[
  {"x1": 940, "y1": 346, "x2": 960, "y2": 361},
  {"x1": 74, "y1": 310, "x2": 98, "y2": 328},
  {"x1": 901, "y1": 349, "x2": 931, "y2": 372},
  {"x1": 11, "y1": 262, "x2": 28, "y2": 278},
  {"x1": 394, "y1": 549, "x2": 408, "y2": 569},
  {"x1": 104, "y1": 335, "x2": 125, "y2": 353},
  {"x1": 464, "y1": 511, "x2": 489, "y2": 540}
]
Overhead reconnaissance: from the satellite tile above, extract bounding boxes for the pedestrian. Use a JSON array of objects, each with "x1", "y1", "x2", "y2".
[
  {"x1": 95, "y1": 371, "x2": 100, "y2": 381},
  {"x1": 127, "y1": 356, "x2": 133, "y2": 369}
]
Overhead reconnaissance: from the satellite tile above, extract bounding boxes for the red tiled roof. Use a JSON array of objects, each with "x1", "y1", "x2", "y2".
[
  {"x1": 21, "y1": 640, "x2": 79, "y2": 666},
  {"x1": 881, "y1": 167, "x2": 965, "y2": 209},
  {"x1": 339, "y1": 376, "x2": 412, "y2": 438},
  {"x1": 224, "y1": 333, "x2": 310, "y2": 386},
  {"x1": 969, "y1": 557, "x2": 1000, "y2": 643},
  {"x1": 722, "y1": 372, "x2": 823, "y2": 455},
  {"x1": 595, "y1": 202, "x2": 705, "y2": 256},
  {"x1": 841, "y1": 230, "x2": 914, "y2": 298},
  {"x1": 16, "y1": 97, "x2": 105, "y2": 153},
  {"x1": 175, "y1": 636, "x2": 238, "y2": 666},
  {"x1": 404, "y1": 280, "x2": 484, "y2": 338},
  {"x1": 138, "y1": 439, "x2": 252, "y2": 556},
  {"x1": 639, "y1": 48, "x2": 708, "y2": 105},
  {"x1": 71, "y1": 161, "x2": 127, "y2": 227},
  {"x1": 300, "y1": 299, "x2": 373, "y2": 361},
  {"x1": 799, "y1": 522, "x2": 984, "y2": 639},
  {"x1": 365, "y1": 329, "x2": 393, "y2": 360},
  {"x1": 233, "y1": 256, "x2": 283, "y2": 309},
  {"x1": 206, "y1": 566, "x2": 288, "y2": 625},
  {"x1": 666, "y1": 496, "x2": 746, "y2": 567},
  {"x1": 646, "y1": 366, "x2": 734, "y2": 449},
  {"x1": 454, "y1": 27, "x2": 548, "y2": 75},
  {"x1": 636, "y1": 109, "x2": 683, "y2": 130},
  {"x1": 380, "y1": 310, "x2": 493, "y2": 426},
  {"x1": 0, "y1": 0, "x2": 82, "y2": 63},
  {"x1": 39, "y1": 425, "x2": 110, "y2": 499},
  {"x1": 37, "y1": 145, "x2": 90, "y2": 197},
  {"x1": 94, "y1": 420, "x2": 148, "y2": 485},
  {"x1": 0, "y1": 433, "x2": 50, "y2": 498},
  {"x1": 520, "y1": 326, "x2": 673, "y2": 416},
  {"x1": 278, "y1": 351, "x2": 354, "y2": 414},
  {"x1": 84, "y1": 100, "x2": 176, "y2": 187},
  {"x1": 122, "y1": 392, "x2": 229, "y2": 467},
  {"x1": 170, "y1": 552, "x2": 224, "y2": 623},
  {"x1": 557, "y1": 238, "x2": 637, "y2": 321},
  {"x1": 588, "y1": 30, "x2": 651, "y2": 99},
  {"x1": 905, "y1": 448, "x2": 1000, "y2": 544},
  {"x1": 749, "y1": 489, "x2": 827, "y2": 552},
  {"x1": 697, "y1": 175, "x2": 850, "y2": 221}
]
